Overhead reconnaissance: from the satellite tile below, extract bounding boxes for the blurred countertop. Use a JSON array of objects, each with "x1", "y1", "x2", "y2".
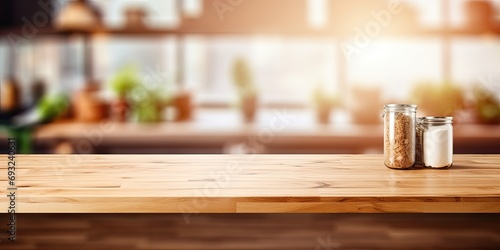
[
  {"x1": 35, "y1": 109, "x2": 382, "y2": 144},
  {"x1": 1, "y1": 108, "x2": 500, "y2": 153}
]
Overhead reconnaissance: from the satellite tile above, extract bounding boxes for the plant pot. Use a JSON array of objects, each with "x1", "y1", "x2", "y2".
[
  {"x1": 111, "y1": 96, "x2": 129, "y2": 122},
  {"x1": 55, "y1": 0, "x2": 102, "y2": 32},
  {"x1": 241, "y1": 95, "x2": 257, "y2": 123},
  {"x1": 125, "y1": 7, "x2": 147, "y2": 29},
  {"x1": 475, "y1": 105, "x2": 500, "y2": 124},
  {"x1": 173, "y1": 91, "x2": 193, "y2": 122},
  {"x1": 466, "y1": 1, "x2": 495, "y2": 30},
  {"x1": 0, "y1": 78, "x2": 20, "y2": 112},
  {"x1": 73, "y1": 83, "x2": 106, "y2": 122},
  {"x1": 348, "y1": 86, "x2": 382, "y2": 124},
  {"x1": 316, "y1": 104, "x2": 331, "y2": 124}
]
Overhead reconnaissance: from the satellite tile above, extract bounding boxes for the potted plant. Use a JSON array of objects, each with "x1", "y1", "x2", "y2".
[
  {"x1": 411, "y1": 81, "x2": 465, "y2": 116},
  {"x1": 130, "y1": 86, "x2": 167, "y2": 123},
  {"x1": 172, "y1": 90, "x2": 193, "y2": 122},
  {"x1": 313, "y1": 85, "x2": 340, "y2": 124},
  {"x1": 232, "y1": 57, "x2": 257, "y2": 123},
  {"x1": 73, "y1": 81, "x2": 108, "y2": 122},
  {"x1": 109, "y1": 65, "x2": 139, "y2": 122},
  {"x1": 348, "y1": 84, "x2": 382, "y2": 124},
  {"x1": 472, "y1": 84, "x2": 500, "y2": 124},
  {"x1": 127, "y1": 74, "x2": 173, "y2": 123}
]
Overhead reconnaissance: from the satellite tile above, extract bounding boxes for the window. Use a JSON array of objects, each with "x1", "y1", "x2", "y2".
[
  {"x1": 2, "y1": 0, "x2": 500, "y2": 107},
  {"x1": 184, "y1": 36, "x2": 338, "y2": 105},
  {"x1": 347, "y1": 38, "x2": 443, "y2": 100},
  {"x1": 452, "y1": 37, "x2": 500, "y2": 90},
  {"x1": 92, "y1": 36, "x2": 178, "y2": 96}
]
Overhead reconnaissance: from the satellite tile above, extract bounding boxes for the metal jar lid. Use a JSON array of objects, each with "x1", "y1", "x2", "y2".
[
  {"x1": 383, "y1": 104, "x2": 417, "y2": 112},
  {"x1": 419, "y1": 116, "x2": 453, "y2": 124}
]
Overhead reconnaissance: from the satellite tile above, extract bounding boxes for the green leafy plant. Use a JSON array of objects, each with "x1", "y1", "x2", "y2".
[
  {"x1": 311, "y1": 84, "x2": 340, "y2": 124},
  {"x1": 231, "y1": 57, "x2": 258, "y2": 122},
  {"x1": 37, "y1": 93, "x2": 70, "y2": 121},
  {"x1": 232, "y1": 57, "x2": 256, "y2": 98},
  {"x1": 134, "y1": 100, "x2": 161, "y2": 122},
  {"x1": 110, "y1": 64, "x2": 140, "y2": 97},
  {"x1": 313, "y1": 85, "x2": 340, "y2": 109},
  {"x1": 129, "y1": 84, "x2": 171, "y2": 123}
]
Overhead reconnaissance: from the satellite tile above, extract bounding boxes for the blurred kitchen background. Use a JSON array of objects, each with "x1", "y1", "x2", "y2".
[{"x1": 0, "y1": 0, "x2": 500, "y2": 154}]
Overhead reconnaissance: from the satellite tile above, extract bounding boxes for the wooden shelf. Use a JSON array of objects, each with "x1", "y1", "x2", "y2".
[
  {"x1": 0, "y1": 27, "x2": 181, "y2": 37},
  {"x1": 1, "y1": 154, "x2": 499, "y2": 213},
  {"x1": 2, "y1": 26, "x2": 500, "y2": 37}
]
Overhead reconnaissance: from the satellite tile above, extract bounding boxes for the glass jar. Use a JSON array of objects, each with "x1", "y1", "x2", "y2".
[
  {"x1": 382, "y1": 104, "x2": 417, "y2": 170},
  {"x1": 415, "y1": 117, "x2": 425, "y2": 167},
  {"x1": 418, "y1": 117, "x2": 453, "y2": 169}
]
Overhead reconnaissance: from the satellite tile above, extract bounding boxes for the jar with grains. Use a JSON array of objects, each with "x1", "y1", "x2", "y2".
[{"x1": 382, "y1": 104, "x2": 417, "y2": 170}]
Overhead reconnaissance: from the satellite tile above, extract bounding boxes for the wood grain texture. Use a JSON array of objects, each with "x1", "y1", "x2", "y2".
[
  {"x1": 1, "y1": 154, "x2": 499, "y2": 213},
  {"x1": 1, "y1": 214, "x2": 500, "y2": 249}
]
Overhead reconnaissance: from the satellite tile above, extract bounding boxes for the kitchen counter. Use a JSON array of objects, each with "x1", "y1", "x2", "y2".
[
  {"x1": 1, "y1": 108, "x2": 500, "y2": 153},
  {"x1": 5, "y1": 122, "x2": 500, "y2": 154},
  {"x1": 1, "y1": 154, "x2": 499, "y2": 213}
]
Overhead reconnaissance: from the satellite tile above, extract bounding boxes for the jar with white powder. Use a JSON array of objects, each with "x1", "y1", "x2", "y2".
[{"x1": 418, "y1": 117, "x2": 453, "y2": 169}]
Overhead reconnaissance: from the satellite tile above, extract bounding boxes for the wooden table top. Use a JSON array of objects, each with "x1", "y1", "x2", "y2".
[{"x1": 1, "y1": 154, "x2": 499, "y2": 213}]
